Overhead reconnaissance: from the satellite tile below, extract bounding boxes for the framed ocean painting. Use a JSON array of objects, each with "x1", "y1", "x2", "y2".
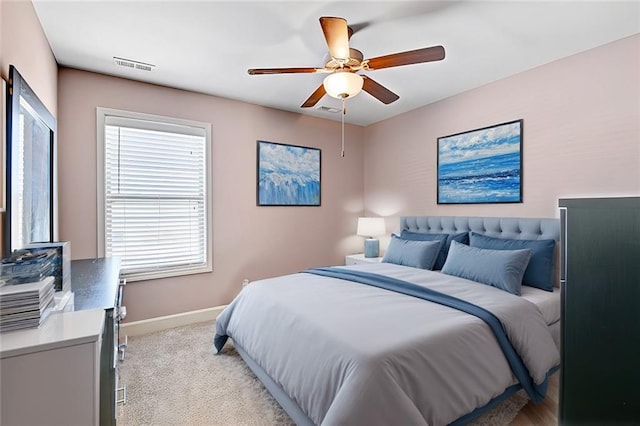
[
  {"x1": 437, "y1": 119, "x2": 523, "y2": 204},
  {"x1": 257, "y1": 140, "x2": 321, "y2": 206}
]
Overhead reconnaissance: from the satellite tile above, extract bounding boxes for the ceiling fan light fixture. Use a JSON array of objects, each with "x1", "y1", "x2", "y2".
[{"x1": 323, "y1": 71, "x2": 363, "y2": 99}]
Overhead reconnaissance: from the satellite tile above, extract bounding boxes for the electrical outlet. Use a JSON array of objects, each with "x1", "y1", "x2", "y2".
[{"x1": 242, "y1": 279, "x2": 249, "y2": 288}]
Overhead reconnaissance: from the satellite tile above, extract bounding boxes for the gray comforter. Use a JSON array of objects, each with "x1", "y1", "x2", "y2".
[{"x1": 214, "y1": 262, "x2": 560, "y2": 425}]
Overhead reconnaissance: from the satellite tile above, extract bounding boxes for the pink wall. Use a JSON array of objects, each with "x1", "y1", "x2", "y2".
[
  {"x1": 57, "y1": 68, "x2": 364, "y2": 321},
  {"x1": 364, "y1": 35, "x2": 640, "y2": 238},
  {"x1": 0, "y1": 0, "x2": 58, "y2": 258},
  {"x1": 0, "y1": 0, "x2": 57, "y2": 115}
]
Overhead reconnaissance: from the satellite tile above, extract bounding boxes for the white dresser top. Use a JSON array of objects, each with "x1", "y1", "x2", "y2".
[{"x1": 0, "y1": 309, "x2": 105, "y2": 359}]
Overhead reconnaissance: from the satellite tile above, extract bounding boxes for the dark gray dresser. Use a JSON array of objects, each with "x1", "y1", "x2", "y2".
[
  {"x1": 71, "y1": 257, "x2": 125, "y2": 426},
  {"x1": 559, "y1": 197, "x2": 640, "y2": 425}
]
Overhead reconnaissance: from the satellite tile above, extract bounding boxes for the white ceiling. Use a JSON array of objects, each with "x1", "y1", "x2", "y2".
[{"x1": 33, "y1": 1, "x2": 639, "y2": 126}]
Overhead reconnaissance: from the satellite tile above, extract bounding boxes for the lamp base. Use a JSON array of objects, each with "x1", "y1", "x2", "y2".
[{"x1": 364, "y1": 239, "x2": 380, "y2": 258}]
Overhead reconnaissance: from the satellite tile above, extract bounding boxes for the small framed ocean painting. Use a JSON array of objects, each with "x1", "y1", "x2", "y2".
[
  {"x1": 257, "y1": 140, "x2": 321, "y2": 206},
  {"x1": 437, "y1": 120, "x2": 523, "y2": 204}
]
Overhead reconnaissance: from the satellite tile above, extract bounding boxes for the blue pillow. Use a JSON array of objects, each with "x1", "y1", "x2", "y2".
[
  {"x1": 469, "y1": 232, "x2": 556, "y2": 292},
  {"x1": 441, "y1": 241, "x2": 532, "y2": 295},
  {"x1": 382, "y1": 235, "x2": 442, "y2": 270},
  {"x1": 399, "y1": 231, "x2": 469, "y2": 270}
]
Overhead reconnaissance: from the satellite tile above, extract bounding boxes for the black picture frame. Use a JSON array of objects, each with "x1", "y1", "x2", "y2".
[
  {"x1": 437, "y1": 119, "x2": 523, "y2": 204},
  {"x1": 256, "y1": 140, "x2": 321, "y2": 206},
  {"x1": 4, "y1": 65, "x2": 57, "y2": 254}
]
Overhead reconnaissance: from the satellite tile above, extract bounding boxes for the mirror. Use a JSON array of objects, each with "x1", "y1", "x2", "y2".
[
  {"x1": 1, "y1": 78, "x2": 6, "y2": 214},
  {"x1": 4, "y1": 65, "x2": 56, "y2": 254}
]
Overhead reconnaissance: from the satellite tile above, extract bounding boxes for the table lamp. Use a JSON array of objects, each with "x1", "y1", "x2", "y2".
[{"x1": 357, "y1": 217, "x2": 386, "y2": 258}]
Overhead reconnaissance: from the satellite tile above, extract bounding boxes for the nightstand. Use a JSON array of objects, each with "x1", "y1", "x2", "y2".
[{"x1": 345, "y1": 253, "x2": 383, "y2": 265}]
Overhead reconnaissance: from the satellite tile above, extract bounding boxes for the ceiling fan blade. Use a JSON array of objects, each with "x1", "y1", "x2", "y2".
[
  {"x1": 301, "y1": 84, "x2": 326, "y2": 108},
  {"x1": 366, "y1": 45, "x2": 445, "y2": 70},
  {"x1": 319, "y1": 17, "x2": 350, "y2": 61},
  {"x1": 248, "y1": 67, "x2": 321, "y2": 75},
  {"x1": 362, "y1": 76, "x2": 400, "y2": 105}
]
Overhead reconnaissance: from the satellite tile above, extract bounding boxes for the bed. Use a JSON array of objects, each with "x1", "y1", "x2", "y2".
[{"x1": 214, "y1": 216, "x2": 561, "y2": 425}]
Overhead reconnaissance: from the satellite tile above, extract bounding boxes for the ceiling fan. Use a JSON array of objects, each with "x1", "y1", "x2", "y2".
[{"x1": 247, "y1": 16, "x2": 446, "y2": 108}]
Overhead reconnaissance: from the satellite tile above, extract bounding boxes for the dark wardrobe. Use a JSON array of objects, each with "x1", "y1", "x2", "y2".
[{"x1": 559, "y1": 197, "x2": 639, "y2": 425}]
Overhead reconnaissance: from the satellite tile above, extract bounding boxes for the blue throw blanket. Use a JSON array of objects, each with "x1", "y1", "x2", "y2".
[{"x1": 304, "y1": 267, "x2": 549, "y2": 403}]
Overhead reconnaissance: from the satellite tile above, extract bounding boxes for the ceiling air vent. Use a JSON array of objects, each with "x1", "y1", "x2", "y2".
[
  {"x1": 113, "y1": 57, "x2": 155, "y2": 71},
  {"x1": 316, "y1": 105, "x2": 341, "y2": 114}
]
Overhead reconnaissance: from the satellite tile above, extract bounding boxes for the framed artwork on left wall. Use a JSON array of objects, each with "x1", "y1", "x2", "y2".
[{"x1": 257, "y1": 140, "x2": 321, "y2": 206}]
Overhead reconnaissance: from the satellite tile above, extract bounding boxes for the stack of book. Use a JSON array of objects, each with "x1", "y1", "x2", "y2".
[
  {"x1": 0, "y1": 249, "x2": 57, "y2": 286},
  {"x1": 0, "y1": 277, "x2": 55, "y2": 332}
]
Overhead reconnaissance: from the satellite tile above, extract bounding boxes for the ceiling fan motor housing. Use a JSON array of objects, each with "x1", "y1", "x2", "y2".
[{"x1": 325, "y1": 48, "x2": 364, "y2": 69}]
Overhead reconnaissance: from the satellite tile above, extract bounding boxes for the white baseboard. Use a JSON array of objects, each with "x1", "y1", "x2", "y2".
[{"x1": 120, "y1": 305, "x2": 226, "y2": 338}]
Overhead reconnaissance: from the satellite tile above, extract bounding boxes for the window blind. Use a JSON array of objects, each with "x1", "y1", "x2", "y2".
[{"x1": 103, "y1": 116, "x2": 207, "y2": 276}]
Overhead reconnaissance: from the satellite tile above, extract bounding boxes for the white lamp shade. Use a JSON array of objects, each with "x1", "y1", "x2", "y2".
[
  {"x1": 356, "y1": 217, "x2": 386, "y2": 238},
  {"x1": 323, "y1": 71, "x2": 364, "y2": 99}
]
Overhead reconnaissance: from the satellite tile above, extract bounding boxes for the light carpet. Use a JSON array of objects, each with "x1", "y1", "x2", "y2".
[{"x1": 117, "y1": 321, "x2": 528, "y2": 426}]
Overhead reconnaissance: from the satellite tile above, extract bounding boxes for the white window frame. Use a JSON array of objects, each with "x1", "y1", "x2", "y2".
[{"x1": 96, "y1": 107, "x2": 212, "y2": 281}]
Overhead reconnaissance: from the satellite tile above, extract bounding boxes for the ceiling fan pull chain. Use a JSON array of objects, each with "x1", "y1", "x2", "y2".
[{"x1": 341, "y1": 98, "x2": 346, "y2": 157}]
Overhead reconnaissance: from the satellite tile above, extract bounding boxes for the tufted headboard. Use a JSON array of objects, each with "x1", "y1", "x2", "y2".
[{"x1": 400, "y1": 216, "x2": 560, "y2": 242}]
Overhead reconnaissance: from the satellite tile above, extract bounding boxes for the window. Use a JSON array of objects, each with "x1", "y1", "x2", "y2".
[{"x1": 97, "y1": 108, "x2": 212, "y2": 280}]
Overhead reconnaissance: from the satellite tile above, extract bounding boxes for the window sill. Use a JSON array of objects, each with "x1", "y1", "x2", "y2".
[{"x1": 122, "y1": 265, "x2": 212, "y2": 282}]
